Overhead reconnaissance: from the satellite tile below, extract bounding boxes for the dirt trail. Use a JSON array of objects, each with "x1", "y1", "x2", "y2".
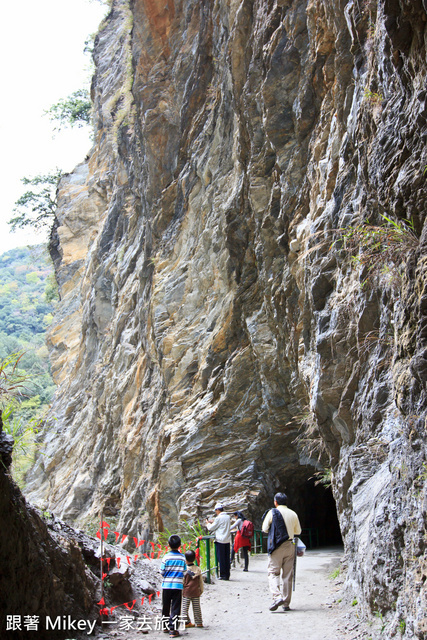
[
  {"x1": 95, "y1": 547, "x2": 380, "y2": 640},
  {"x1": 141, "y1": 547, "x2": 354, "y2": 640}
]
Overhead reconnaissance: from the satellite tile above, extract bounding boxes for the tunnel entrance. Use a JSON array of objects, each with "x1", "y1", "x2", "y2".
[
  {"x1": 299, "y1": 478, "x2": 342, "y2": 547},
  {"x1": 273, "y1": 472, "x2": 343, "y2": 548}
]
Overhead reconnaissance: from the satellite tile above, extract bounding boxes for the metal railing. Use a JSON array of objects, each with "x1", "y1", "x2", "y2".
[
  {"x1": 252, "y1": 529, "x2": 266, "y2": 553},
  {"x1": 196, "y1": 535, "x2": 218, "y2": 584},
  {"x1": 196, "y1": 530, "x2": 266, "y2": 583}
]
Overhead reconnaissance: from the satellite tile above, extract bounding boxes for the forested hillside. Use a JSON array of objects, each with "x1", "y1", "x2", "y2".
[
  {"x1": 0, "y1": 245, "x2": 56, "y2": 479},
  {"x1": 0, "y1": 245, "x2": 55, "y2": 333}
]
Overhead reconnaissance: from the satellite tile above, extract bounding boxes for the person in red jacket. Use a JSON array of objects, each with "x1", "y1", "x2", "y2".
[{"x1": 230, "y1": 511, "x2": 251, "y2": 571}]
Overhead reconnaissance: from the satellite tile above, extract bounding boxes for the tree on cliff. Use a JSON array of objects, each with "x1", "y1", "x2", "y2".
[
  {"x1": 8, "y1": 170, "x2": 62, "y2": 232},
  {"x1": 9, "y1": 88, "x2": 93, "y2": 233},
  {"x1": 44, "y1": 88, "x2": 92, "y2": 131}
]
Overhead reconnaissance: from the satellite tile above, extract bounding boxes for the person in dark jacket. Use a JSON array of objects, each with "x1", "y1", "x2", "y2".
[{"x1": 262, "y1": 492, "x2": 301, "y2": 612}]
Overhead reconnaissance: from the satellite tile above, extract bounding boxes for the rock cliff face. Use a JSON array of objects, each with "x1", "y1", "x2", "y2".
[
  {"x1": 0, "y1": 418, "x2": 98, "y2": 639},
  {"x1": 26, "y1": 0, "x2": 426, "y2": 635}
]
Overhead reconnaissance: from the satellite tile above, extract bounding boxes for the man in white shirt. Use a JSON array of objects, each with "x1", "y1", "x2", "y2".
[
  {"x1": 262, "y1": 492, "x2": 302, "y2": 611},
  {"x1": 206, "y1": 503, "x2": 231, "y2": 580}
]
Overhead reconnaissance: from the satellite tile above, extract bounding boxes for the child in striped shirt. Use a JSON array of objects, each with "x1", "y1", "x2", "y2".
[{"x1": 161, "y1": 535, "x2": 187, "y2": 637}]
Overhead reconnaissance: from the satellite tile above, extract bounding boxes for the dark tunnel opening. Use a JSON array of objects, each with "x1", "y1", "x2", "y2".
[
  {"x1": 262, "y1": 470, "x2": 343, "y2": 549},
  {"x1": 298, "y1": 478, "x2": 343, "y2": 547}
]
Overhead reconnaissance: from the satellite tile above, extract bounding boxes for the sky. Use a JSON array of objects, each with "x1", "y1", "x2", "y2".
[{"x1": 0, "y1": 0, "x2": 108, "y2": 255}]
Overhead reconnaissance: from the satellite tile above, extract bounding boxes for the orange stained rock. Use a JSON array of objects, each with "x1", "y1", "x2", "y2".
[
  {"x1": 210, "y1": 307, "x2": 235, "y2": 352},
  {"x1": 149, "y1": 487, "x2": 164, "y2": 531},
  {"x1": 135, "y1": 0, "x2": 175, "y2": 58}
]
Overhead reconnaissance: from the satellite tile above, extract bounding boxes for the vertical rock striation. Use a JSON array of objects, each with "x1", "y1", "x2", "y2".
[{"x1": 26, "y1": 0, "x2": 426, "y2": 635}]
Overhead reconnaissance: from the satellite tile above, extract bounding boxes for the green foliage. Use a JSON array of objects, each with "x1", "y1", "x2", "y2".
[
  {"x1": 303, "y1": 214, "x2": 418, "y2": 289},
  {"x1": 44, "y1": 89, "x2": 92, "y2": 130},
  {"x1": 83, "y1": 520, "x2": 100, "y2": 539},
  {"x1": 156, "y1": 520, "x2": 210, "y2": 572},
  {"x1": 313, "y1": 467, "x2": 332, "y2": 488},
  {"x1": 374, "y1": 609, "x2": 386, "y2": 633},
  {"x1": 364, "y1": 89, "x2": 383, "y2": 104},
  {"x1": 83, "y1": 516, "x2": 122, "y2": 546},
  {"x1": 9, "y1": 171, "x2": 62, "y2": 232},
  {"x1": 0, "y1": 352, "x2": 27, "y2": 400},
  {"x1": 45, "y1": 273, "x2": 60, "y2": 304},
  {"x1": 0, "y1": 353, "x2": 48, "y2": 484},
  {"x1": 0, "y1": 246, "x2": 57, "y2": 481},
  {"x1": 352, "y1": 598, "x2": 358, "y2": 606},
  {"x1": 329, "y1": 567, "x2": 341, "y2": 579},
  {"x1": 0, "y1": 246, "x2": 57, "y2": 338},
  {"x1": 416, "y1": 462, "x2": 427, "y2": 482},
  {"x1": 399, "y1": 619, "x2": 406, "y2": 634},
  {"x1": 1, "y1": 401, "x2": 43, "y2": 485},
  {"x1": 0, "y1": 337, "x2": 55, "y2": 407},
  {"x1": 337, "y1": 214, "x2": 418, "y2": 285},
  {"x1": 26, "y1": 272, "x2": 41, "y2": 285}
]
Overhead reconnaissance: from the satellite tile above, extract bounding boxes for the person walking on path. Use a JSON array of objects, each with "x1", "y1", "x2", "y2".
[
  {"x1": 160, "y1": 534, "x2": 187, "y2": 637},
  {"x1": 262, "y1": 492, "x2": 302, "y2": 612},
  {"x1": 206, "y1": 503, "x2": 231, "y2": 580},
  {"x1": 230, "y1": 511, "x2": 251, "y2": 571},
  {"x1": 182, "y1": 549, "x2": 204, "y2": 628}
]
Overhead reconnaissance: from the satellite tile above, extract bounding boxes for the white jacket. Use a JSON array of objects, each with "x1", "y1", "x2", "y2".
[{"x1": 207, "y1": 512, "x2": 231, "y2": 543}]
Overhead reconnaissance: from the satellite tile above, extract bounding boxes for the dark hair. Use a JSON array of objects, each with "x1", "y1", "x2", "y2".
[
  {"x1": 233, "y1": 511, "x2": 245, "y2": 521},
  {"x1": 274, "y1": 492, "x2": 287, "y2": 506},
  {"x1": 185, "y1": 550, "x2": 196, "y2": 563},
  {"x1": 168, "y1": 534, "x2": 181, "y2": 550}
]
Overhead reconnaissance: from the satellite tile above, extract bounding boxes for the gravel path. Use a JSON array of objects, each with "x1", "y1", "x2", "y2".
[
  {"x1": 184, "y1": 547, "x2": 345, "y2": 640},
  {"x1": 96, "y1": 547, "x2": 376, "y2": 640}
]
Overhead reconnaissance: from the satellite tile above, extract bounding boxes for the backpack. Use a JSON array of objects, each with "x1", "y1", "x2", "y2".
[
  {"x1": 267, "y1": 508, "x2": 289, "y2": 554},
  {"x1": 240, "y1": 519, "x2": 254, "y2": 538}
]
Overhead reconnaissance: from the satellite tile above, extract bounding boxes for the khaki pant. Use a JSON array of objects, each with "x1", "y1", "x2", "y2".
[{"x1": 267, "y1": 540, "x2": 295, "y2": 606}]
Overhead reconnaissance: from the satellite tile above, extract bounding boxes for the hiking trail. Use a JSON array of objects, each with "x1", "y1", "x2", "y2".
[{"x1": 97, "y1": 547, "x2": 378, "y2": 640}]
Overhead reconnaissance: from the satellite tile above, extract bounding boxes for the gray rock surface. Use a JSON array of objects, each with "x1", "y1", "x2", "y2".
[
  {"x1": 0, "y1": 443, "x2": 161, "y2": 638},
  {"x1": 26, "y1": 0, "x2": 427, "y2": 636}
]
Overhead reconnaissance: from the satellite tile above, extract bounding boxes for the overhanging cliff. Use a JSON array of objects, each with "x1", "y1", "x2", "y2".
[{"x1": 26, "y1": 0, "x2": 426, "y2": 635}]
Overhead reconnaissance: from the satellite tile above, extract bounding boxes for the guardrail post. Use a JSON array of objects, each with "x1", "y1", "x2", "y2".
[
  {"x1": 253, "y1": 529, "x2": 265, "y2": 554},
  {"x1": 197, "y1": 536, "x2": 218, "y2": 584},
  {"x1": 231, "y1": 532, "x2": 236, "y2": 567},
  {"x1": 206, "y1": 537, "x2": 211, "y2": 583}
]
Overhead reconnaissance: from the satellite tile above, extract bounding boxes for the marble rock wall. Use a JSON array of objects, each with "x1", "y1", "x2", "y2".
[{"x1": 26, "y1": 0, "x2": 427, "y2": 635}]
